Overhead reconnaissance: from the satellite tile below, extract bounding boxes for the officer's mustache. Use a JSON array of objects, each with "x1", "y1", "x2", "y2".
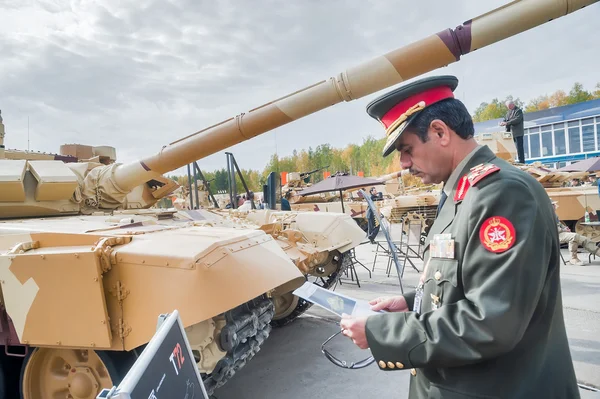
[{"x1": 399, "y1": 169, "x2": 422, "y2": 176}]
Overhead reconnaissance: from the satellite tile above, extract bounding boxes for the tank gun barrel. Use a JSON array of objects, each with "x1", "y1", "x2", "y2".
[
  {"x1": 300, "y1": 166, "x2": 328, "y2": 179},
  {"x1": 375, "y1": 170, "x2": 407, "y2": 183},
  {"x1": 111, "y1": 0, "x2": 597, "y2": 193}
]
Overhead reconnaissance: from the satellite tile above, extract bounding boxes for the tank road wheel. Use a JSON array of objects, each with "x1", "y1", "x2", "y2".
[
  {"x1": 20, "y1": 348, "x2": 126, "y2": 399},
  {"x1": 271, "y1": 250, "x2": 348, "y2": 328},
  {"x1": 272, "y1": 293, "x2": 300, "y2": 321}
]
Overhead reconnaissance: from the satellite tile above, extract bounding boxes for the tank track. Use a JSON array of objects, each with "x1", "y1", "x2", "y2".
[
  {"x1": 270, "y1": 251, "x2": 350, "y2": 328},
  {"x1": 202, "y1": 296, "x2": 274, "y2": 396}
]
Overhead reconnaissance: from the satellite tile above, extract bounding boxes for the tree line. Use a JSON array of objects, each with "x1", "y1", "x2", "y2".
[
  {"x1": 169, "y1": 81, "x2": 600, "y2": 193},
  {"x1": 168, "y1": 137, "x2": 401, "y2": 193}
]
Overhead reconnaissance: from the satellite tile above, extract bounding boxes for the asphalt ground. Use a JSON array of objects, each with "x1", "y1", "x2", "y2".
[{"x1": 215, "y1": 241, "x2": 600, "y2": 399}]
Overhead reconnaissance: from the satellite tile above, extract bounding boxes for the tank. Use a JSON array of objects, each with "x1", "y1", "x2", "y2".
[
  {"x1": 0, "y1": 124, "x2": 363, "y2": 395},
  {"x1": 0, "y1": 119, "x2": 307, "y2": 397},
  {"x1": 0, "y1": 0, "x2": 597, "y2": 397}
]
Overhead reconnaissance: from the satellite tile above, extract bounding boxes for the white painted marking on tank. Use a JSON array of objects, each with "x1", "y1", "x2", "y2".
[{"x1": 0, "y1": 256, "x2": 39, "y2": 340}]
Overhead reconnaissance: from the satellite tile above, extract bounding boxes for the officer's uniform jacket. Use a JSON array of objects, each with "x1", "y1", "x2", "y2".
[{"x1": 365, "y1": 145, "x2": 579, "y2": 398}]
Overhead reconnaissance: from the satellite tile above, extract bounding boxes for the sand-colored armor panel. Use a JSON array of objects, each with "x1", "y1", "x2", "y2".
[
  {"x1": 0, "y1": 233, "x2": 112, "y2": 348},
  {"x1": 28, "y1": 160, "x2": 79, "y2": 201},
  {"x1": 290, "y1": 212, "x2": 366, "y2": 254},
  {"x1": 0, "y1": 159, "x2": 27, "y2": 202},
  {"x1": 475, "y1": 132, "x2": 517, "y2": 162}
]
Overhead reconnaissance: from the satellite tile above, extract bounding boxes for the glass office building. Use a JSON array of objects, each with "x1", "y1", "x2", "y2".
[{"x1": 474, "y1": 98, "x2": 600, "y2": 169}]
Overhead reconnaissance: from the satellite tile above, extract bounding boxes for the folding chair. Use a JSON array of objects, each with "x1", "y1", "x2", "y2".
[
  {"x1": 587, "y1": 241, "x2": 600, "y2": 264},
  {"x1": 559, "y1": 249, "x2": 568, "y2": 265},
  {"x1": 338, "y1": 247, "x2": 368, "y2": 288},
  {"x1": 391, "y1": 212, "x2": 425, "y2": 277},
  {"x1": 371, "y1": 217, "x2": 399, "y2": 272},
  {"x1": 373, "y1": 214, "x2": 422, "y2": 279}
]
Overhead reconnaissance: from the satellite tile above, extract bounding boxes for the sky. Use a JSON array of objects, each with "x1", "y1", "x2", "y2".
[{"x1": 1, "y1": 0, "x2": 599, "y2": 177}]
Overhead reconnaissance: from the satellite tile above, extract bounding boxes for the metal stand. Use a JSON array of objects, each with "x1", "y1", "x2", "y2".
[
  {"x1": 351, "y1": 245, "x2": 372, "y2": 278},
  {"x1": 226, "y1": 152, "x2": 256, "y2": 209},
  {"x1": 360, "y1": 189, "x2": 404, "y2": 293},
  {"x1": 185, "y1": 162, "x2": 219, "y2": 209}
]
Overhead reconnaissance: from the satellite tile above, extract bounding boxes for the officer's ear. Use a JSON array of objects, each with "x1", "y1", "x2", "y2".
[{"x1": 429, "y1": 119, "x2": 451, "y2": 146}]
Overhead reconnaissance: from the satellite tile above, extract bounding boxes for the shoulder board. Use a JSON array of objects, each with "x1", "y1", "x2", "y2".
[
  {"x1": 454, "y1": 163, "x2": 500, "y2": 203},
  {"x1": 467, "y1": 163, "x2": 500, "y2": 186}
]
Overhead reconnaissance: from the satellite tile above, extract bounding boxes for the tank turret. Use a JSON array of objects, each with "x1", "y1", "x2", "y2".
[{"x1": 0, "y1": 119, "x2": 176, "y2": 217}]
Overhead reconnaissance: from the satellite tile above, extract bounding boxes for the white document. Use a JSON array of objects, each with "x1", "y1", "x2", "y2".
[{"x1": 293, "y1": 282, "x2": 384, "y2": 318}]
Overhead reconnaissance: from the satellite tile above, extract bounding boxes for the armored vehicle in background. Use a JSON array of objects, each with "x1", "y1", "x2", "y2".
[
  {"x1": 284, "y1": 131, "x2": 518, "y2": 237},
  {"x1": 473, "y1": 132, "x2": 600, "y2": 239},
  {"x1": 1, "y1": 0, "x2": 597, "y2": 397},
  {"x1": 513, "y1": 163, "x2": 600, "y2": 239},
  {"x1": 284, "y1": 170, "x2": 404, "y2": 231}
]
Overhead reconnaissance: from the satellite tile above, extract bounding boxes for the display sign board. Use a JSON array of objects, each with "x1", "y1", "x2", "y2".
[{"x1": 97, "y1": 310, "x2": 209, "y2": 399}]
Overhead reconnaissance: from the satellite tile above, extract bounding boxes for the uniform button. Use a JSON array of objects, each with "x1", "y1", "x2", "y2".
[
  {"x1": 411, "y1": 368, "x2": 417, "y2": 376},
  {"x1": 378, "y1": 360, "x2": 387, "y2": 369},
  {"x1": 434, "y1": 271, "x2": 442, "y2": 280},
  {"x1": 387, "y1": 362, "x2": 395, "y2": 369},
  {"x1": 395, "y1": 362, "x2": 404, "y2": 369}
]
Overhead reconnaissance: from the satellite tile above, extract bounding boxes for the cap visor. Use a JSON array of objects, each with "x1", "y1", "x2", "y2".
[{"x1": 381, "y1": 114, "x2": 418, "y2": 157}]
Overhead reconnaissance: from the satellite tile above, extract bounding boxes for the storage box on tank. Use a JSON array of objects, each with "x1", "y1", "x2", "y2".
[{"x1": 28, "y1": 160, "x2": 79, "y2": 201}]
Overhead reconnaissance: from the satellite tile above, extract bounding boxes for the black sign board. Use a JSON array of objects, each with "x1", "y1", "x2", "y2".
[{"x1": 97, "y1": 310, "x2": 209, "y2": 399}]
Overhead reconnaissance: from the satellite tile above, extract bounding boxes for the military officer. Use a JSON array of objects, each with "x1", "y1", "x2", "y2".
[{"x1": 340, "y1": 76, "x2": 579, "y2": 398}]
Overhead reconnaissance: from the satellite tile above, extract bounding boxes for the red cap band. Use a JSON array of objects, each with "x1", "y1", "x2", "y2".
[{"x1": 380, "y1": 86, "x2": 455, "y2": 129}]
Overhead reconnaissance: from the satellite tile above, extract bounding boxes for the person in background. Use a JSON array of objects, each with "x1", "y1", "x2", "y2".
[
  {"x1": 584, "y1": 174, "x2": 598, "y2": 187},
  {"x1": 366, "y1": 187, "x2": 382, "y2": 244},
  {"x1": 554, "y1": 201, "x2": 600, "y2": 265},
  {"x1": 281, "y1": 191, "x2": 292, "y2": 211},
  {"x1": 238, "y1": 191, "x2": 255, "y2": 211},
  {"x1": 500, "y1": 100, "x2": 525, "y2": 164}
]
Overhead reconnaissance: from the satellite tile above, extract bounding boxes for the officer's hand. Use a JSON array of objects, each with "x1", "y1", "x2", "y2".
[
  {"x1": 340, "y1": 314, "x2": 369, "y2": 349},
  {"x1": 369, "y1": 296, "x2": 409, "y2": 312}
]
